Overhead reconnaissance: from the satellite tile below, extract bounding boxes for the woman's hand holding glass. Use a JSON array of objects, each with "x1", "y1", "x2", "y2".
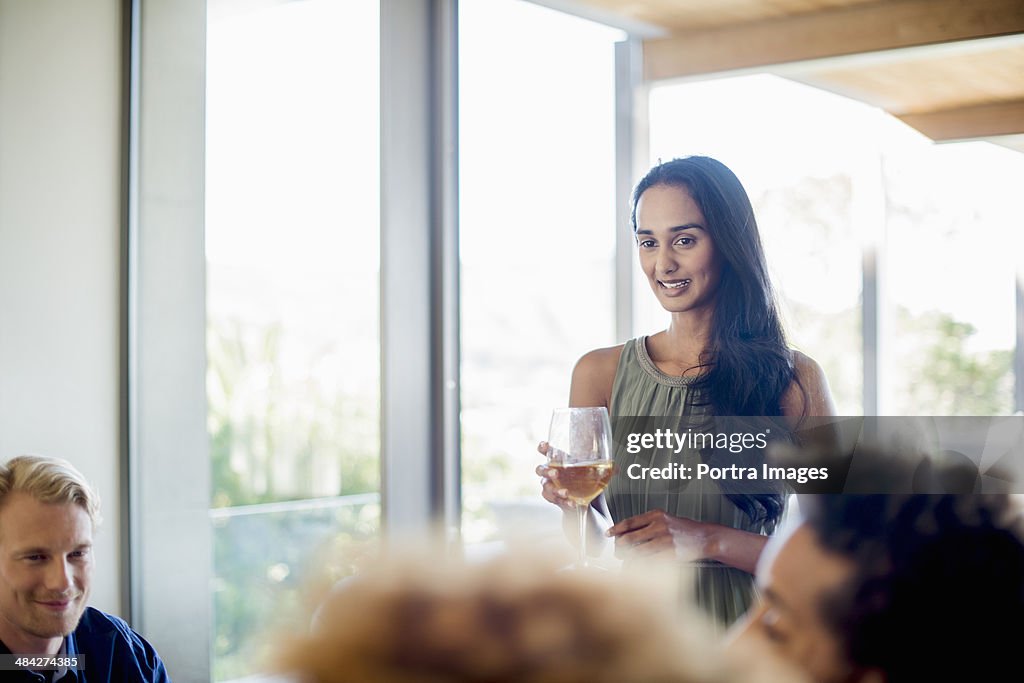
[
  {"x1": 538, "y1": 407, "x2": 614, "y2": 568},
  {"x1": 535, "y1": 441, "x2": 576, "y2": 510}
]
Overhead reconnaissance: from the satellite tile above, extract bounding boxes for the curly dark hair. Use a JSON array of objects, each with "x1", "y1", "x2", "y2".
[{"x1": 802, "y1": 494, "x2": 1024, "y2": 682}]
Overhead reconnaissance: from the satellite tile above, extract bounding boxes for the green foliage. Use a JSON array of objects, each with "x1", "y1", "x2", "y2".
[
  {"x1": 207, "y1": 318, "x2": 381, "y2": 681},
  {"x1": 208, "y1": 320, "x2": 379, "y2": 507},
  {"x1": 784, "y1": 303, "x2": 1012, "y2": 416},
  {"x1": 891, "y1": 308, "x2": 1013, "y2": 415}
]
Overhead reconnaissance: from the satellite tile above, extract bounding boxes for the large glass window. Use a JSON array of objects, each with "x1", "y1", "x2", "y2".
[
  {"x1": 458, "y1": 0, "x2": 623, "y2": 547},
  {"x1": 205, "y1": 1, "x2": 380, "y2": 679},
  {"x1": 881, "y1": 139, "x2": 1022, "y2": 415}
]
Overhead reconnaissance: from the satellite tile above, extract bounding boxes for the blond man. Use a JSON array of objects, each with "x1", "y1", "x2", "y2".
[{"x1": 0, "y1": 455, "x2": 169, "y2": 682}]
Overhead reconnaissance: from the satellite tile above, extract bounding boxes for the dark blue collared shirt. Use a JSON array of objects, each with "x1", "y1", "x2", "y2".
[{"x1": 0, "y1": 607, "x2": 170, "y2": 682}]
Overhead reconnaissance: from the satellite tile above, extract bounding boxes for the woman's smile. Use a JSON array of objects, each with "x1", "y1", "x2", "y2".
[{"x1": 658, "y1": 278, "x2": 692, "y2": 291}]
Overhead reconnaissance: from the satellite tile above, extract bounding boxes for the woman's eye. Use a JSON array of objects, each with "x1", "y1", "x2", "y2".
[
  {"x1": 638, "y1": 239, "x2": 655, "y2": 248},
  {"x1": 675, "y1": 236, "x2": 694, "y2": 246}
]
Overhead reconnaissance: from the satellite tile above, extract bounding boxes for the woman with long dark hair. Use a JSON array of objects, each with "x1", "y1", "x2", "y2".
[{"x1": 538, "y1": 156, "x2": 835, "y2": 626}]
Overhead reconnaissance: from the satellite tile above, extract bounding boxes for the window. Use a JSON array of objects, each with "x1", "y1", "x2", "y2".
[
  {"x1": 458, "y1": 0, "x2": 623, "y2": 547},
  {"x1": 882, "y1": 139, "x2": 1022, "y2": 415},
  {"x1": 205, "y1": 1, "x2": 380, "y2": 679}
]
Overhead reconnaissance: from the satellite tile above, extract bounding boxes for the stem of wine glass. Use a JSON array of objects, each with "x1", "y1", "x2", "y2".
[{"x1": 577, "y1": 503, "x2": 588, "y2": 569}]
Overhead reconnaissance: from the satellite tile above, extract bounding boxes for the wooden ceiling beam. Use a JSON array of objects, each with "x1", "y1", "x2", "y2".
[
  {"x1": 643, "y1": 0, "x2": 1024, "y2": 82},
  {"x1": 898, "y1": 99, "x2": 1024, "y2": 141}
]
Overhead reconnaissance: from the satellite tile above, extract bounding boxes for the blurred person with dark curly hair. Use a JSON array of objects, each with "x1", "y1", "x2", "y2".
[{"x1": 729, "y1": 493, "x2": 1024, "y2": 683}]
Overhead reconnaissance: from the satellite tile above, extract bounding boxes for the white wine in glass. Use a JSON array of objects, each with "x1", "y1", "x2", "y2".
[{"x1": 547, "y1": 406, "x2": 614, "y2": 568}]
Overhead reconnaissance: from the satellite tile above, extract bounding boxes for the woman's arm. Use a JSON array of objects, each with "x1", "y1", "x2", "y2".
[
  {"x1": 781, "y1": 350, "x2": 837, "y2": 419},
  {"x1": 781, "y1": 351, "x2": 842, "y2": 463},
  {"x1": 567, "y1": 345, "x2": 621, "y2": 408}
]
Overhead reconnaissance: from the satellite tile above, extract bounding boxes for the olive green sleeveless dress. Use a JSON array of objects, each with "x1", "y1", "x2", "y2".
[{"x1": 606, "y1": 336, "x2": 770, "y2": 627}]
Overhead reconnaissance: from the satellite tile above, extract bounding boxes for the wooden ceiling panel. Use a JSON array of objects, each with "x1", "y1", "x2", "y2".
[
  {"x1": 642, "y1": 0, "x2": 1024, "y2": 81},
  {"x1": 532, "y1": 0, "x2": 1024, "y2": 146},
  {"x1": 897, "y1": 100, "x2": 1024, "y2": 141},
  {"x1": 802, "y1": 43, "x2": 1024, "y2": 115},
  {"x1": 563, "y1": 0, "x2": 880, "y2": 31}
]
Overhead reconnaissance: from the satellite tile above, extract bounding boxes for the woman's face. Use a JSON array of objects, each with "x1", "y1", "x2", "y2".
[{"x1": 635, "y1": 183, "x2": 723, "y2": 315}]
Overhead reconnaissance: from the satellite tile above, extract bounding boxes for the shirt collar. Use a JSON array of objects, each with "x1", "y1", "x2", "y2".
[
  {"x1": 0, "y1": 636, "x2": 74, "y2": 682},
  {"x1": 55, "y1": 634, "x2": 77, "y2": 682}
]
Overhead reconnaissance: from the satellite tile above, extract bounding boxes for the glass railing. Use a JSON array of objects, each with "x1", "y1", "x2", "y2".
[{"x1": 210, "y1": 494, "x2": 381, "y2": 681}]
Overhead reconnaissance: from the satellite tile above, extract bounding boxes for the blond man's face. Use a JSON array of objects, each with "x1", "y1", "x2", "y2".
[{"x1": 0, "y1": 491, "x2": 93, "y2": 653}]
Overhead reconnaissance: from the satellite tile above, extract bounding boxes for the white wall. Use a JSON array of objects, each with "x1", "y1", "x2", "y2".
[{"x1": 0, "y1": 0, "x2": 123, "y2": 614}]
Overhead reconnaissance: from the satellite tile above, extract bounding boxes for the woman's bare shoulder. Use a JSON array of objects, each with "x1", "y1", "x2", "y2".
[
  {"x1": 790, "y1": 349, "x2": 824, "y2": 378},
  {"x1": 575, "y1": 344, "x2": 625, "y2": 372},
  {"x1": 569, "y1": 344, "x2": 626, "y2": 407},
  {"x1": 782, "y1": 350, "x2": 836, "y2": 418}
]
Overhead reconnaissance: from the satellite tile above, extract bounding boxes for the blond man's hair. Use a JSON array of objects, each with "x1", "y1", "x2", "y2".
[{"x1": 0, "y1": 455, "x2": 101, "y2": 526}]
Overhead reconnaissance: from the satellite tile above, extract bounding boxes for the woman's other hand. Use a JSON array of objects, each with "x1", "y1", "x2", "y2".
[
  {"x1": 606, "y1": 508, "x2": 712, "y2": 560},
  {"x1": 535, "y1": 441, "x2": 575, "y2": 511}
]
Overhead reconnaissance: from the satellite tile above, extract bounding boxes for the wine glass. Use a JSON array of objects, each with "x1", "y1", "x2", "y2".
[{"x1": 547, "y1": 407, "x2": 614, "y2": 568}]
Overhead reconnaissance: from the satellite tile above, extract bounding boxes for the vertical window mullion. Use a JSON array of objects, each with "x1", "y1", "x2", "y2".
[{"x1": 379, "y1": 0, "x2": 460, "y2": 538}]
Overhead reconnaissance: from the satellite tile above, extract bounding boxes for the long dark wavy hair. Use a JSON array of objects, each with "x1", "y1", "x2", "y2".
[{"x1": 631, "y1": 156, "x2": 797, "y2": 525}]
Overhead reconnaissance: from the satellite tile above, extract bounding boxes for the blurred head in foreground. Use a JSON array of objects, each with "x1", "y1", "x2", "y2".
[
  {"x1": 730, "y1": 493, "x2": 1024, "y2": 683},
  {"x1": 277, "y1": 551, "x2": 805, "y2": 683}
]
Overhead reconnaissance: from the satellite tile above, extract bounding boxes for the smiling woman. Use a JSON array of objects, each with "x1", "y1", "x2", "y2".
[{"x1": 538, "y1": 156, "x2": 836, "y2": 627}]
